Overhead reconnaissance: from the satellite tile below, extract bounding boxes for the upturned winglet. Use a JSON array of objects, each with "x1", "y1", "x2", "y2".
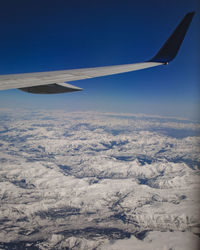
[
  {"x1": 150, "y1": 12, "x2": 195, "y2": 64},
  {"x1": 0, "y1": 12, "x2": 195, "y2": 94}
]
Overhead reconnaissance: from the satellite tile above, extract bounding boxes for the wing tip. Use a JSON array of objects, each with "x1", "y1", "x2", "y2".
[
  {"x1": 187, "y1": 11, "x2": 195, "y2": 16},
  {"x1": 149, "y1": 11, "x2": 195, "y2": 64}
]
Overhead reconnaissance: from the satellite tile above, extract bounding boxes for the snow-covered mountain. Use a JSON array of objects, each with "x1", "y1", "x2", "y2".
[{"x1": 0, "y1": 109, "x2": 199, "y2": 249}]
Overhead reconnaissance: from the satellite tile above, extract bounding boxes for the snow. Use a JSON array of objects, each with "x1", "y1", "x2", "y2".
[
  {"x1": 0, "y1": 109, "x2": 199, "y2": 249},
  {"x1": 101, "y1": 231, "x2": 200, "y2": 250}
]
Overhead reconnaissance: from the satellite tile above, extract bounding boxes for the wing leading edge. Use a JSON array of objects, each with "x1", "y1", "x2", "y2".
[{"x1": 0, "y1": 12, "x2": 195, "y2": 94}]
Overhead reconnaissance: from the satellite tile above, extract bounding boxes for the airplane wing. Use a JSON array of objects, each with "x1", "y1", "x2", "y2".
[{"x1": 0, "y1": 12, "x2": 195, "y2": 94}]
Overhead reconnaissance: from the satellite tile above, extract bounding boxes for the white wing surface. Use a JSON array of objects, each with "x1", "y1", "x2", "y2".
[
  {"x1": 0, "y1": 62, "x2": 162, "y2": 93},
  {"x1": 0, "y1": 12, "x2": 194, "y2": 94}
]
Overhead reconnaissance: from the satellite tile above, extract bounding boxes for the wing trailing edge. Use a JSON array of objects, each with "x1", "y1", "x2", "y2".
[
  {"x1": 0, "y1": 12, "x2": 195, "y2": 94},
  {"x1": 19, "y1": 82, "x2": 82, "y2": 94}
]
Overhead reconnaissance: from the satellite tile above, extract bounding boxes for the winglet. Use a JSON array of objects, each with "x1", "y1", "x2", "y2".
[{"x1": 150, "y1": 12, "x2": 195, "y2": 64}]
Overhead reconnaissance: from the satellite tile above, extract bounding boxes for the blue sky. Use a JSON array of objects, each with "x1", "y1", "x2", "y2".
[{"x1": 0, "y1": 0, "x2": 199, "y2": 120}]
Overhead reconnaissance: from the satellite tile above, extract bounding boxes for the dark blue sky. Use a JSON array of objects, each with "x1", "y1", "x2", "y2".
[{"x1": 0, "y1": 0, "x2": 199, "y2": 120}]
